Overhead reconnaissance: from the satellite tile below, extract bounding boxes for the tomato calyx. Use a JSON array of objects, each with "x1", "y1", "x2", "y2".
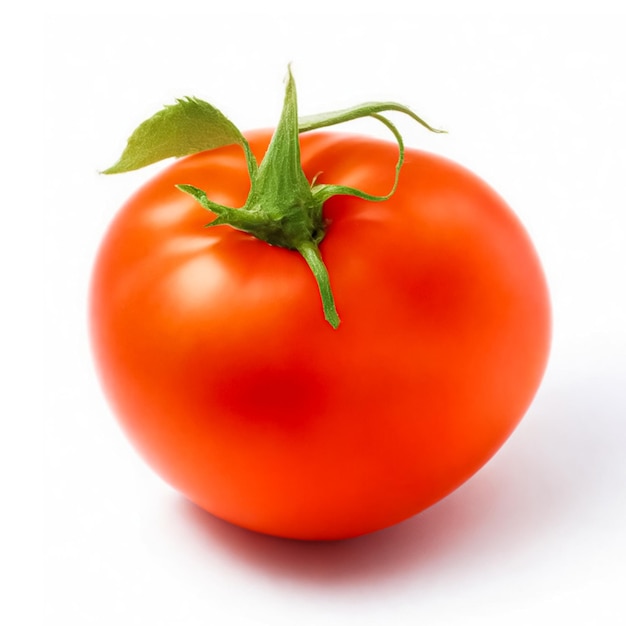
[
  {"x1": 178, "y1": 69, "x2": 339, "y2": 325},
  {"x1": 103, "y1": 66, "x2": 444, "y2": 328}
]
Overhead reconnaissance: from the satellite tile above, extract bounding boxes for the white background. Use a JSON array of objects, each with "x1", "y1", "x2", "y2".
[{"x1": 9, "y1": 5, "x2": 626, "y2": 625}]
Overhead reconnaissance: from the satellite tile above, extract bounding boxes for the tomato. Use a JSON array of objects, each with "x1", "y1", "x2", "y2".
[{"x1": 90, "y1": 129, "x2": 551, "y2": 540}]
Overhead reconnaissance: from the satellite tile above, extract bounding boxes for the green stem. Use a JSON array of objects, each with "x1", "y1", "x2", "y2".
[{"x1": 297, "y1": 242, "x2": 340, "y2": 330}]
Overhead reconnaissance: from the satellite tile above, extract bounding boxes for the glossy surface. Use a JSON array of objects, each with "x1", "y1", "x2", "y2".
[{"x1": 90, "y1": 131, "x2": 551, "y2": 540}]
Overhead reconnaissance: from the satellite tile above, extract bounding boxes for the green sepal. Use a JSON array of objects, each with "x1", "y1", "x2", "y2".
[
  {"x1": 175, "y1": 183, "x2": 233, "y2": 217},
  {"x1": 298, "y1": 101, "x2": 446, "y2": 135},
  {"x1": 311, "y1": 113, "x2": 406, "y2": 205}
]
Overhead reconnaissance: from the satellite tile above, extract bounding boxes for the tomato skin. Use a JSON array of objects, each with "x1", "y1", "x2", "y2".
[{"x1": 90, "y1": 130, "x2": 551, "y2": 540}]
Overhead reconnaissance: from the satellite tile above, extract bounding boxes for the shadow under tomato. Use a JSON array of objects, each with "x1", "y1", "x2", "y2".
[
  {"x1": 173, "y1": 366, "x2": 626, "y2": 588},
  {"x1": 173, "y1": 467, "x2": 519, "y2": 588}
]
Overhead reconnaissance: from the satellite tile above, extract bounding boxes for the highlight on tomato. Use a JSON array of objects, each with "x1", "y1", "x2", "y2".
[{"x1": 90, "y1": 67, "x2": 551, "y2": 540}]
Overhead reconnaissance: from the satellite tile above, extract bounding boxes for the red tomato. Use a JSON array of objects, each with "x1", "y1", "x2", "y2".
[{"x1": 90, "y1": 130, "x2": 551, "y2": 540}]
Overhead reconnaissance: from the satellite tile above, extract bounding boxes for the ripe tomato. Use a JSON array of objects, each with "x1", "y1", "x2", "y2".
[{"x1": 90, "y1": 130, "x2": 550, "y2": 540}]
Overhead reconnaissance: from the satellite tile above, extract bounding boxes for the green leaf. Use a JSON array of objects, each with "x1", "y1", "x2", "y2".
[{"x1": 102, "y1": 97, "x2": 257, "y2": 175}]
